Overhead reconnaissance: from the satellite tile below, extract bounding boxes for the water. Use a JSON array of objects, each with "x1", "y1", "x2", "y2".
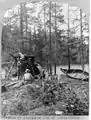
[{"x1": 1, "y1": 69, "x2": 6, "y2": 79}]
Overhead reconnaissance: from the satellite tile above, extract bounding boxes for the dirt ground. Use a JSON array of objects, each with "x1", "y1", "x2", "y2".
[{"x1": 1, "y1": 75, "x2": 89, "y2": 117}]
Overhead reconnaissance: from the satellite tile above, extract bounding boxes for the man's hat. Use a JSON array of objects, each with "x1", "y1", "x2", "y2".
[{"x1": 25, "y1": 69, "x2": 30, "y2": 73}]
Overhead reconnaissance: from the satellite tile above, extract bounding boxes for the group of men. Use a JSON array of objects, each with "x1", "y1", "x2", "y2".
[{"x1": 16, "y1": 52, "x2": 45, "y2": 81}]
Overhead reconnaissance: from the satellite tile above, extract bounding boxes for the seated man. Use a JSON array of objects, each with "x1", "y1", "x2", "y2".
[
  {"x1": 23, "y1": 69, "x2": 34, "y2": 84},
  {"x1": 27, "y1": 60, "x2": 40, "y2": 77}
]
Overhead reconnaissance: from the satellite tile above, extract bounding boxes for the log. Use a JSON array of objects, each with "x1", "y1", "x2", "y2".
[{"x1": 12, "y1": 80, "x2": 24, "y2": 88}]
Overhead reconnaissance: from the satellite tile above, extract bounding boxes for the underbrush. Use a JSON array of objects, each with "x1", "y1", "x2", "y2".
[{"x1": 1, "y1": 76, "x2": 89, "y2": 117}]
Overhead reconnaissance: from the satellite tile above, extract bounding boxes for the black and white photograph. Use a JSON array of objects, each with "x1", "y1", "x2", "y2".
[{"x1": 0, "y1": 0, "x2": 90, "y2": 119}]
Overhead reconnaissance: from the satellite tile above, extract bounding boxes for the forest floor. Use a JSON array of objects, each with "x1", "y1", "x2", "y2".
[{"x1": 1, "y1": 74, "x2": 89, "y2": 117}]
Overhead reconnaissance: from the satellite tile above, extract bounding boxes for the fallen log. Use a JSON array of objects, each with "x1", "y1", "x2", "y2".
[
  {"x1": 12, "y1": 80, "x2": 25, "y2": 88},
  {"x1": 1, "y1": 79, "x2": 24, "y2": 92}
]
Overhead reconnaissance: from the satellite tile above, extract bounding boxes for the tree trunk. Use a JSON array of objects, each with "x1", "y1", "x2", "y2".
[
  {"x1": 29, "y1": 29, "x2": 32, "y2": 52},
  {"x1": 68, "y1": 4, "x2": 70, "y2": 70},
  {"x1": 54, "y1": 3, "x2": 57, "y2": 75},
  {"x1": 80, "y1": 9, "x2": 84, "y2": 70},
  {"x1": 49, "y1": 1, "x2": 52, "y2": 75},
  {"x1": 20, "y1": 3, "x2": 24, "y2": 52}
]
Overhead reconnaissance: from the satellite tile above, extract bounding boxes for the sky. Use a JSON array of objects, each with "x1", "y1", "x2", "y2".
[{"x1": 0, "y1": 0, "x2": 8, "y2": 3}]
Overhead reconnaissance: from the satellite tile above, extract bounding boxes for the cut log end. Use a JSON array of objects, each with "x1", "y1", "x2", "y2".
[{"x1": 1, "y1": 86, "x2": 8, "y2": 92}]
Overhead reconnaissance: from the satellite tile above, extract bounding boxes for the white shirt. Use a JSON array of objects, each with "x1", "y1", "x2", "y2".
[{"x1": 24, "y1": 73, "x2": 33, "y2": 81}]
